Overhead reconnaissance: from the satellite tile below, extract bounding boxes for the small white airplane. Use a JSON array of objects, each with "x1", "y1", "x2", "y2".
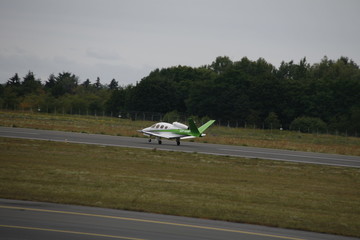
[{"x1": 138, "y1": 118, "x2": 215, "y2": 145}]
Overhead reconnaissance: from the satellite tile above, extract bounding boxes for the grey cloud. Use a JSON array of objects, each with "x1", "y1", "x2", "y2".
[
  {"x1": 86, "y1": 49, "x2": 122, "y2": 61},
  {"x1": 1, "y1": 0, "x2": 359, "y2": 85}
]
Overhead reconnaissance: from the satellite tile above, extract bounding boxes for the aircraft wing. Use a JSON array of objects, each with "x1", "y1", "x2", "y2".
[{"x1": 141, "y1": 131, "x2": 188, "y2": 139}]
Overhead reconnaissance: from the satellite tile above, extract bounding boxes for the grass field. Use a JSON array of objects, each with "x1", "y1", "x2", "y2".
[
  {"x1": 0, "y1": 137, "x2": 359, "y2": 237},
  {"x1": 1, "y1": 111, "x2": 360, "y2": 237},
  {"x1": 1, "y1": 110, "x2": 360, "y2": 156}
]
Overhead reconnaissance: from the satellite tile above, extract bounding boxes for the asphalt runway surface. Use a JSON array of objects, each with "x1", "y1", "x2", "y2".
[
  {"x1": 0, "y1": 126, "x2": 359, "y2": 168},
  {"x1": 1, "y1": 199, "x2": 359, "y2": 240}
]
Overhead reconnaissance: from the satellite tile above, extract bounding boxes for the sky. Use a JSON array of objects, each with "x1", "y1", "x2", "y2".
[{"x1": 1, "y1": 0, "x2": 359, "y2": 86}]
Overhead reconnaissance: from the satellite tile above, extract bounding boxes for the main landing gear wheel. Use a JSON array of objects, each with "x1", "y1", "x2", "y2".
[
  {"x1": 148, "y1": 139, "x2": 152, "y2": 142},
  {"x1": 176, "y1": 138, "x2": 180, "y2": 146},
  {"x1": 158, "y1": 140, "x2": 162, "y2": 144}
]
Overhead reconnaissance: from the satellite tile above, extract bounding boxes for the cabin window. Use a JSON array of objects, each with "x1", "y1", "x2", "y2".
[
  {"x1": 156, "y1": 125, "x2": 160, "y2": 128},
  {"x1": 151, "y1": 124, "x2": 156, "y2": 128},
  {"x1": 165, "y1": 126, "x2": 168, "y2": 129},
  {"x1": 160, "y1": 125, "x2": 164, "y2": 129}
]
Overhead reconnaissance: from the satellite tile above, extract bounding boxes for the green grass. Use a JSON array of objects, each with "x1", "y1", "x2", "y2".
[
  {"x1": 1, "y1": 110, "x2": 360, "y2": 156},
  {"x1": 1, "y1": 137, "x2": 360, "y2": 237}
]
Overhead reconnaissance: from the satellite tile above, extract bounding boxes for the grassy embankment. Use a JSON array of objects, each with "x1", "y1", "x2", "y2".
[
  {"x1": 1, "y1": 110, "x2": 360, "y2": 156},
  {"x1": 0, "y1": 137, "x2": 360, "y2": 237}
]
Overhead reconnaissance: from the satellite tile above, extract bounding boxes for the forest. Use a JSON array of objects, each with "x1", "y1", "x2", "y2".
[{"x1": 1, "y1": 56, "x2": 360, "y2": 135}]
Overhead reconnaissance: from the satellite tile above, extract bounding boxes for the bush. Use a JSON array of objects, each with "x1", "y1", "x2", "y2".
[
  {"x1": 290, "y1": 116, "x2": 327, "y2": 133},
  {"x1": 201, "y1": 116, "x2": 211, "y2": 124},
  {"x1": 163, "y1": 110, "x2": 180, "y2": 123},
  {"x1": 264, "y1": 112, "x2": 280, "y2": 129}
]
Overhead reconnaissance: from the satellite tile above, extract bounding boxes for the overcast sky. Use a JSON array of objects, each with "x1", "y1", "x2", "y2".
[{"x1": 1, "y1": 0, "x2": 359, "y2": 85}]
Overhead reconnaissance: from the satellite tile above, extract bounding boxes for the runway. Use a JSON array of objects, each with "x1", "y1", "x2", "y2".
[
  {"x1": 1, "y1": 199, "x2": 358, "y2": 240},
  {"x1": 0, "y1": 126, "x2": 359, "y2": 168}
]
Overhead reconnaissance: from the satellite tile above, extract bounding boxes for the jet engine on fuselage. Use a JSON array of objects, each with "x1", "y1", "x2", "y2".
[{"x1": 172, "y1": 122, "x2": 189, "y2": 130}]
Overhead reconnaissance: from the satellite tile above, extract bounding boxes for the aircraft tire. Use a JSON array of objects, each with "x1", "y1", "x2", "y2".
[{"x1": 158, "y1": 140, "x2": 162, "y2": 144}]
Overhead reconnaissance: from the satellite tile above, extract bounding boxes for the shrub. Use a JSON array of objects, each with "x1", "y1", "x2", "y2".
[
  {"x1": 264, "y1": 112, "x2": 280, "y2": 129},
  {"x1": 163, "y1": 110, "x2": 180, "y2": 123},
  {"x1": 290, "y1": 116, "x2": 327, "y2": 133}
]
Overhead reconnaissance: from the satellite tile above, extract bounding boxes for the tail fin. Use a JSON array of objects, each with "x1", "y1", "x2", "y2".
[
  {"x1": 188, "y1": 118, "x2": 215, "y2": 137},
  {"x1": 198, "y1": 120, "x2": 216, "y2": 134},
  {"x1": 188, "y1": 118, "x2": 200, "y2": 136}
]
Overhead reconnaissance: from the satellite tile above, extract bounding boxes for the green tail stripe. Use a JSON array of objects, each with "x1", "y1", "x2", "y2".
[
  {"x1": 188, "y1": 118, "x2": 200, "y2": 136},
  {"x1": 198, "y1": 120, "x2": 216, "y2": 133}
]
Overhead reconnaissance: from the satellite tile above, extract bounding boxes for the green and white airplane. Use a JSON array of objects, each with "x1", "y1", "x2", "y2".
[{"x1": 138, "y1": 118, "x2": 215, "y2": 145}]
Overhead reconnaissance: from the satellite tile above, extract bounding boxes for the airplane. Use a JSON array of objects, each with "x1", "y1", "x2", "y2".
[{"x1": 138, "y1": 118, "x2": 215, "y2": 145}]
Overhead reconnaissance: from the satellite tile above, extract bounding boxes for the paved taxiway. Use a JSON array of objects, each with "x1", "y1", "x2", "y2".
[
  {"x1": 0, "y1": 126, "x2": 359, "y2": 168},
  {"x1": 1, "y1": 199, "x2": 358, "y2": 240}
]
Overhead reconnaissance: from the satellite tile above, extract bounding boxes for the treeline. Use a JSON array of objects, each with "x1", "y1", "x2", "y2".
[{"x1": 1, "y1": 56, "x2": 360, "y2": 135}]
